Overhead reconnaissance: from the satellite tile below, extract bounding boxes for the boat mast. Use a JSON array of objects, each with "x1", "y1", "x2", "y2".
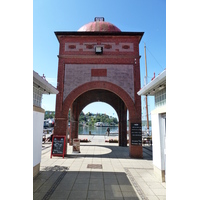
[{"x1": 144, "y1": 43, "x2": 149, "y2": 131}]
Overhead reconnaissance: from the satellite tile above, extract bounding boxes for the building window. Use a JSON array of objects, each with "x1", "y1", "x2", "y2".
[
  {"x1": 155, "y1": 88, "x2": 166, "y2": 108},
  {"x1": 33, "y1": 84, "x2": 43, "y2": 107}
]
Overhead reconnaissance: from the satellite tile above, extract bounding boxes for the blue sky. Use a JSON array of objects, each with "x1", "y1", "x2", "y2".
[{"x1": 33, "y1": 0, "x2": 166, "y2": 120}]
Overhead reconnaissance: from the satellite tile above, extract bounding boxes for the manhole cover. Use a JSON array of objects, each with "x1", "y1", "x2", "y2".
[{"x1": 87, "y1": 164, "x2": 102, "y2": 169}]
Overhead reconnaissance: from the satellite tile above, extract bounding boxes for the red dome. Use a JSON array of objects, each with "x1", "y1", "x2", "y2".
[{"x1": 78, "y1": 21, "x2": 121, "y2": 32}]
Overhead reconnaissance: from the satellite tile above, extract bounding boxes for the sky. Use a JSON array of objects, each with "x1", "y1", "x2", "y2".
[{"x1": 33, "y1": 0, "x2": 166, "y2": 120}]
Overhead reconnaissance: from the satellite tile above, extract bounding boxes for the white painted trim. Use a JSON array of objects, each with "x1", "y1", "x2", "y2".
[
  {"x1": 137, "y1": 70, "x2": 166, "y2": 96},
  {"x1": 33, "y1": 70, "x2": 59, "y2": 94}
]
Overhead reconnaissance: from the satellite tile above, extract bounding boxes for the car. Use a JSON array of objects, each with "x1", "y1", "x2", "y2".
[
  {"x1": 48, "y1": 119, "x2": 55, "y2": 127},
  {"x1": 44, "y1": 120, "x2": 49, "y2": 128}
]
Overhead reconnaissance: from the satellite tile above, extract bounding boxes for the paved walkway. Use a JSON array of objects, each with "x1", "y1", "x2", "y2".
[{"x1": 34, "y1": 135, "x2": 166, "y2": 200}]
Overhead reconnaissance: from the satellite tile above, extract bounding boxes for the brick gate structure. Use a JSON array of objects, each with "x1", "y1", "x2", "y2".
[{"x1": 54, "y1": 18, "x2": 144, "y2": 158}]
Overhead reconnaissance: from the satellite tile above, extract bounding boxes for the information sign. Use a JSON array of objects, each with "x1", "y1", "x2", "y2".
[
  {"x1": 131, "y1": 123, "x2": 142, "y2": 145},
  {"x1": 50, "y1": 135, "x2": 66, "y2": 158},
  {"x1": 73, "y1": 138, "x2": 80, "y2": 153}
]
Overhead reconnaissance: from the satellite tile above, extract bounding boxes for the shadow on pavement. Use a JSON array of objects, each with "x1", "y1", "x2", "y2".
[
  {"x1": 66, "y1": 144, "x2": 152, "y2": 160},
  {"x1": 33, "y1": 168, "x2": 139, "y2": 200}
]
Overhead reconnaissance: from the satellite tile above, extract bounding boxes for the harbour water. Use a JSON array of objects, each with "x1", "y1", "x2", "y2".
[
  {"x1": 78, "y1": 125, "x2": 152, "y2": 135},
  {"x1": 78, "y1": 125, "x2": 118, "y2": 135}
]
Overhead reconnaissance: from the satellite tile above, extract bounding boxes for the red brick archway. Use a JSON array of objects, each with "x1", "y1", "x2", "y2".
[
  {"x1": 54, "y1": 26, "x2": 143, "y2": 158},
  {"x1": 63, "y1": 81, "x2": 135, "y2": 117},
  {"x1": 54, "y1": 81, "x2": 142, "y2": 158}
]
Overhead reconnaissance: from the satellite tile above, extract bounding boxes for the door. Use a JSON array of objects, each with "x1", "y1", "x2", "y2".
[{"x1": 161, "y1": 113, "x2": 166, "y2": 182}]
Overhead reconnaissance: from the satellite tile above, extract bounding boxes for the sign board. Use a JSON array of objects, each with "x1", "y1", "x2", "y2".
[
  {"x1": 73, "y1": 138, "x2": 80, "y2": 153},
  {"x1": 131, "y1": 123, "x2": 142, "y2": 145},
  {"x1": 50, "y1": 135, "x2": 66, "y2": 158}
]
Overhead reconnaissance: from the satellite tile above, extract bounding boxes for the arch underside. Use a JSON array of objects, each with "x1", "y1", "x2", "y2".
[
  {"x1": 62, "y1": 81, "x2": 136, "y2": 118},
  {"x1": 69, "y1": 89, "x2": 128, "y2": 147},
  {"x1": 74, "y1": 89, "x2": 121, "y2": 117}
]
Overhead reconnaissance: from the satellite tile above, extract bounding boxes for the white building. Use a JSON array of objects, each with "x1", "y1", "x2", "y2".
[
  {"x1": 137, "y1": 69, "x2": 166, "y2": 182},
  {"x1": 33, "y1": 70, "x2": 58, "y2": 177},
  {"x1": 94, "y1": 122, "x2": 104, "y2": 126}
]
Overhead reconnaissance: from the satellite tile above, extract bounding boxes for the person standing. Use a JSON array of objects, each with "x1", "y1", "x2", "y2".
[{"x1": 107, "y1": 127, "x2": 110, "y2": 136}]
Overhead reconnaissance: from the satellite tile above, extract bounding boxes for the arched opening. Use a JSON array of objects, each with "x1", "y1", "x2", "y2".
[
  {"x1": 78, "y1": 102, "x2": 119, "y2": 135},
  {"x1": 83, "y1": 102, "x2": 118, "y2": 120},
  {"x1": 68, "y1": 89, "x2": 128, "y2": 148}
]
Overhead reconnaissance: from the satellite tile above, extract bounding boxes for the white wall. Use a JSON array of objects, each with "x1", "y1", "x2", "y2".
[
  {"x1": 159, "y1": 114, "x2": 166, "y2": 170},
  {"x1": 151, "y1": 105, "x2": 166, "y2": 172},
  {"x1": 33, "y1": 110, "x2": 44, "y2": 167},
  {"x1": 152, "y1": 113, "x2": 162, "y2": 169}
]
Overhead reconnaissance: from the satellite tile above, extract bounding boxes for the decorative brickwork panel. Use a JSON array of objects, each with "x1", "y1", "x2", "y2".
[
  {"x1": 91, "y1": 69, "x2": 107, "y2": 77},
  {"x1": 65, "y1": 42, "x2": 134, "y2": 52},
  {"x1": 63, "y1": 64, "x2": 134, "y2": 102}
]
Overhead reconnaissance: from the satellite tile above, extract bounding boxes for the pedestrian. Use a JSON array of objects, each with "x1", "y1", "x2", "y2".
[
  {"x1": 107, "y1": 127, "x2": 110, "y2": 136},
  {"x1": 50, "y1": 129, "x2": 54, "y2": 142}
]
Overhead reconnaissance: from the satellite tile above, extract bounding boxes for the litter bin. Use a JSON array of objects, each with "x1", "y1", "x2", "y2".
[{"x1": 73, "y1": 138, "x2": 80, "y2": 153}]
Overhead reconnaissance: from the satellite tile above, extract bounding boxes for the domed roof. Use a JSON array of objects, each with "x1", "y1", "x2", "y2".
[{"x1": 78, "y1": 20, "x2": 121, "y2": 32}]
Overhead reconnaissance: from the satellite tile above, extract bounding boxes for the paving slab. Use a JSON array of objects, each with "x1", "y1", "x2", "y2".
[{"x1": 33, "y1": 135, "x2": 166, "y2": 200}]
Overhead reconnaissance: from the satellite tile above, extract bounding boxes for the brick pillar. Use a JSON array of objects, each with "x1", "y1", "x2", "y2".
[
  {"x1": 128, "y1": 111, "x2": 143, "y2": 158},
  {"x1": 69, "y1": 101, "x2": 79, "y2": 145},
  {"x1": 127, "y1": 52, "x2": 143, "y2": 158},
  {"x1": 54, "y1": 118, "x2": 68, "y2": 135},
  {"x1": 121, "y1": 107, "x2": 127, "y2": 147},
  {"x1": 118, "y1": 125, "x2": 121, "y2": 146},
  {"x1": 118, "y1": 122, "x2": 122, "y2": 146},
  {"x1": 118, "y1": 100, "x2": 122, "y2": 146},
  {"x1": 55, "y1": 58, "x2": 65, "y2": 118},
  {"x1": 118, "y1": 100, "x2": 127, "y2": 147},
  {"x1": 54, "y1": 118, "x2": 68, "y2": 154}
]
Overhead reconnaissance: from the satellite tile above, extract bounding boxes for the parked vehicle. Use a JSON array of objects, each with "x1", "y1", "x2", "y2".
[
  {"x1": 44, "y1": 119, "x2": 55, "y2": 128},
  {"x1": 48, "y1": 119, "x2": 55, "y2": 127},
  {"x1": 44, "y1": 120, "x2": 49, "y2": 128}
]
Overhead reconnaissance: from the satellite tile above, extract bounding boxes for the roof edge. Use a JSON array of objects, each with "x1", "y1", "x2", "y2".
[
  {"x1": 54, "y1": 31, "x2": 144, "y2": 43},
  {"x1": 33, "y1": 70, "x2": 59, "y2": 94},
  {"x1": 55, "y1": 31, "x2": 144, "y2": 36},
  {"x1": 137, "y1": 70, "x2": 166, "y2": 96}
]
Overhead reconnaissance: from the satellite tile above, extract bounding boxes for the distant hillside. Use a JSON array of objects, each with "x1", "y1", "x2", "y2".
[
  {"x1": 44, "y1": 111, "x2": 118, "y2": 126},
  {"x1": 79, "y1": 112, "x2": 118, "y2": 126},
  {"x1": 45, "y1": 110, "x2": 150, "y2": 127}
]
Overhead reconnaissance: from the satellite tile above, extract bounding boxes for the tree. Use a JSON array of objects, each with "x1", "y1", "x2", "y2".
[
  {"x1": 75, "y1": 111, "x2": 119, "y2": 126},
  {"x1": 79, "y1": 111, "x2": 86, "y2": 123},
  {"x1": 44, "y1": 111, "x2": 55, "y2": 120}
]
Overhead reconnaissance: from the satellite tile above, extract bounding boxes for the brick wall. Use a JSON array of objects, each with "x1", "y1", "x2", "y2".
[{"x1": 63, "y1": 64, "x2": 135, "y2": 102}]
